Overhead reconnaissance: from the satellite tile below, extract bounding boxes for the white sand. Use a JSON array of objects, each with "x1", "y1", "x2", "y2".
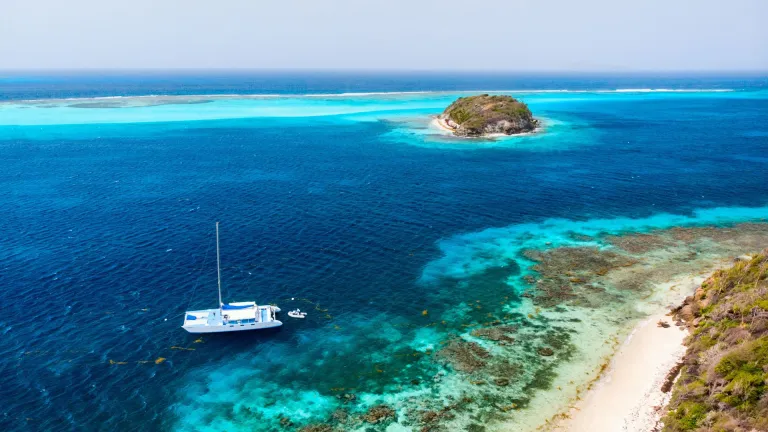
[
  {"x1": 431, "y1": 117, "x2": 457, "y2": 135},
  {"x1": 554, "y1": 312, "x2": 687, "y2": 432},
  {"x1": 545, "y1": 271, "x2": 717, "y2": 432}
]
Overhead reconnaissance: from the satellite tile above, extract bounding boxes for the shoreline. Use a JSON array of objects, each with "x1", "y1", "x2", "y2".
[
  {"x1": 432, "y1": 116, "x2": 457, "y2": 134},
  {"x1": 430, "y1": 116, "x2": 544, "y2": 139},
  {"x1": 424, "y1": 218, "x2": 768, "y2": 432},
  {"x1": 545, "y1": 273, "x2": 709, "y2": 432},
  {"x1": 551, "y1": 311, "x2": 688, "y2": 432}
]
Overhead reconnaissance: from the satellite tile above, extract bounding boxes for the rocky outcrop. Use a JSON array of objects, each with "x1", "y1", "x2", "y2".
[
  {"x1": 438, "y1": 94, "x2": 538, "y2": 137},
  {"x1": 663, "y1": 249, "x2": 768, "y2": 432}
]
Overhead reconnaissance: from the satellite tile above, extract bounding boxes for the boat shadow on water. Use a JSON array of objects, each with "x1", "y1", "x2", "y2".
[{"x1": 186, "y1": 325, "x2": 285, "y2": 349}]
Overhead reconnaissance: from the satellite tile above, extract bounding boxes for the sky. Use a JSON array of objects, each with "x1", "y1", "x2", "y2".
[{"x1": 1, "y1": 0, "x2": 766, "y2": 71}]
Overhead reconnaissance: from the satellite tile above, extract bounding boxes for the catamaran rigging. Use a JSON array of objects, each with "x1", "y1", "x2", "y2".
[{"x1": 182, "y1": 222, "x2": 282, "y2": 333}]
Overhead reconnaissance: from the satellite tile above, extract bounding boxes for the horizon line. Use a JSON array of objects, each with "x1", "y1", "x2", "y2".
[{"x1": 1, "y1": 68, "x2": 767, "y2": 75}]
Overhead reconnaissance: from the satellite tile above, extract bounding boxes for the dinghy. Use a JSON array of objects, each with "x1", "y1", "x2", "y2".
[{"x1": 287, "y1": 309, "x2": 307, "y2": 318}]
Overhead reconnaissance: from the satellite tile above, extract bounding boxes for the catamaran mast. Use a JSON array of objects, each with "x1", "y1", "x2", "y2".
[{"x1": 216, "y1": 222, "x2": 223, "y2": 308}]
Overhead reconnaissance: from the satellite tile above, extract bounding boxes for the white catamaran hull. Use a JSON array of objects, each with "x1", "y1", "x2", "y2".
[
  {"x1": 184, "y1": 319, "x2": 283, "y2": 333},
  {"x1": 183, "y1": 304, "x2": 283, "y2": 333}
]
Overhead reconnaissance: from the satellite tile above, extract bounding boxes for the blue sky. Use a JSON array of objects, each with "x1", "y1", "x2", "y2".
[{"x1": 1, "y1": 0, "x2": 766, "y2": 70}]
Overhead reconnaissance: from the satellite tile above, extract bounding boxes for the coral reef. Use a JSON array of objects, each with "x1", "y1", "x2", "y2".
[
  {"x1": 279, "y1": 223, "x2": 768, "y2": 432},
  {"x1": 436, "y1": 339, "x2": 490, "y2": 373},
  {"x1": 537, "y1": 347, "x2": 555, "y2": 357},
  {"x1": 298, "y1": 424, "x2": 333, "y2": 432},
  {"x1": 605, "y1": 233, "x2": 671, "y2": 254},
  {"x1": 470, "y1": 325, "x2": 517, "y2": 344},
  {"x1": 361, "y1": 404, "x2": 396, "y2": 424},
  {"x1": 522, "y1": 246, "x2": 638, "y2": 307}
]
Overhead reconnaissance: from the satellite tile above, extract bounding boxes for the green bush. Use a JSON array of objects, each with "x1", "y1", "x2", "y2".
[
  {"x1": 662, "y1": 251, "x2": 768, "y2": 431},
  {"x1": 442, "y1": 94, "x2": 536, "y2": 136},
  {"x1": 666, "y1": 401, "x2": 708, "y2": 430}
]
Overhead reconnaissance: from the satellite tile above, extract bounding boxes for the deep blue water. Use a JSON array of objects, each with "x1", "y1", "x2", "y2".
[{"x1": 0, "y1": 73, "x2": 767, "y2": 431}]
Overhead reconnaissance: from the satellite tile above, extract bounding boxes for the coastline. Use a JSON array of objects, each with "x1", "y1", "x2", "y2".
[
  {"x1": 418, "y1": 217, "x2": 768, "y2": 432},
  {"x1": 552, "y1": 311, "x2": 687, "y2": 432},
  {"x1": 432, "y1": 116, "x2": 457, "y2": 134},
  {"x1": 430, "y1": 116, "x2": 544, "y2": 139},
  {"x1": 545, "y1": 273, "x2": 709, "y2": 432},
  {"x1": 6, "y1": 72, "x2": 766, "y2": 432}
]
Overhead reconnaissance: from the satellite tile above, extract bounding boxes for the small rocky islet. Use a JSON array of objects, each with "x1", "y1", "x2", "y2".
[{"x1": 438, "y1": 94, "x2": 539, "y2": 137}]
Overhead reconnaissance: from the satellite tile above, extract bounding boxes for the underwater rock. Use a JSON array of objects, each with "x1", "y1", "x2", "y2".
[
  {"x1": 410, "y1": 396, "x2": 475, "y2": 431},
  {"x1": 421, "y1": 410, "x2": 439, "y2": 423},
  {"x1": 336, "y1": 393, "x2": 356, "y2": 404},
  {"x1": 331, "y1": 409, "x2": 349, "y2": 424},
  {"x1": 298, "y1": 424, "x2": 333, "y2": 432},
  {"x1": 438, "y1": 94, "x2": 538, "y2": 137},
  {"x1": 494, "y1": 378, "x2": 510, "y2": 387},
  {"x1": 470, "y1": 325, "x2": 517, "y2": 343},
  {"x1": 537, "y1": 347, "x2": 555, "y2": 357},
  {"x1": 435, "y1": 339, "x2": 491, "y2": 373},
  {"x1": 361, "y1": 404, "x2": 396, "y2": 424}
]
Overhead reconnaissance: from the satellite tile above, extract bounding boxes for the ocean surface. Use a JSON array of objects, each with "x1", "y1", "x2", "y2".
[{"x1": 0, "y1": 72, "x2": 767, "y2": 431}]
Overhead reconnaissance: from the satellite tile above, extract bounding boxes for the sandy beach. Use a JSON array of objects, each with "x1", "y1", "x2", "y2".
[
  {"x1": 431, "y1": 117, "x2": 458, "y2": 134},
  {"x1": 549, "y1": 274, "x2": 708, "y2": 432},
  {"x1": 553, "y1": 312, "x2": 687, "y2": 432}
]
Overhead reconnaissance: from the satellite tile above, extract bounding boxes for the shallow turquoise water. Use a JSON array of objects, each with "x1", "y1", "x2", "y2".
[{"x1": 0, "y1": 74, "x2": 767, "y2": 431}]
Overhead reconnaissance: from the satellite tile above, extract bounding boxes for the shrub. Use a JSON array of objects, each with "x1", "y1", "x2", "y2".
[{"x1": 663, "y1": 250, "x2": 768, "y2": 431}]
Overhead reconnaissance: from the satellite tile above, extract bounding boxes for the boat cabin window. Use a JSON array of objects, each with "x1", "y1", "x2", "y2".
[{"x1": 226, "y1": 318, "x2": 256, "y2": 325}]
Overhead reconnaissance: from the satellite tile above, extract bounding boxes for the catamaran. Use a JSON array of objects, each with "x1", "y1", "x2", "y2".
[{"x1": 182, "y1": 222, "x2": 282, "y2": 333}]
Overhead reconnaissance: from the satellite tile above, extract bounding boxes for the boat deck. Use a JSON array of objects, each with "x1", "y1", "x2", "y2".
[{"x1": 182, "y1": 303, "x2": 282, "y2": 333}]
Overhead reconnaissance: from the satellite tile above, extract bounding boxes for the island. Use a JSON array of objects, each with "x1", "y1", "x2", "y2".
[{"x1": 437, "y1": 94, "x2": 539, "y2": 137}]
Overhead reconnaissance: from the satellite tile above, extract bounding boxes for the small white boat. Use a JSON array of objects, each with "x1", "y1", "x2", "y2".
[
  {"x1": 287, "y1": 309, "x2": 307, "y2": 318},
  {"x1": 182, "y1": 222, "x2": 282, "y2": 334}
]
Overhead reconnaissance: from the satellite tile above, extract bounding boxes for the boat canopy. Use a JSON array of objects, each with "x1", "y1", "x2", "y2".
[
  {"x1": 222, "y1": 308, "x2": 258, "y2": 321},
  {"x1": 222, "y1": 303, "x2": 254, "y2": 310}
]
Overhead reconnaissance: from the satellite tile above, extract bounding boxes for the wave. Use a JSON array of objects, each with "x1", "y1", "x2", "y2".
[
  {"x1": 605, "y1": 88, "x2": 733, "y2": 93},
  {"x1": 2, "y1": 88, "x2": 738, "y2": 105}
]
